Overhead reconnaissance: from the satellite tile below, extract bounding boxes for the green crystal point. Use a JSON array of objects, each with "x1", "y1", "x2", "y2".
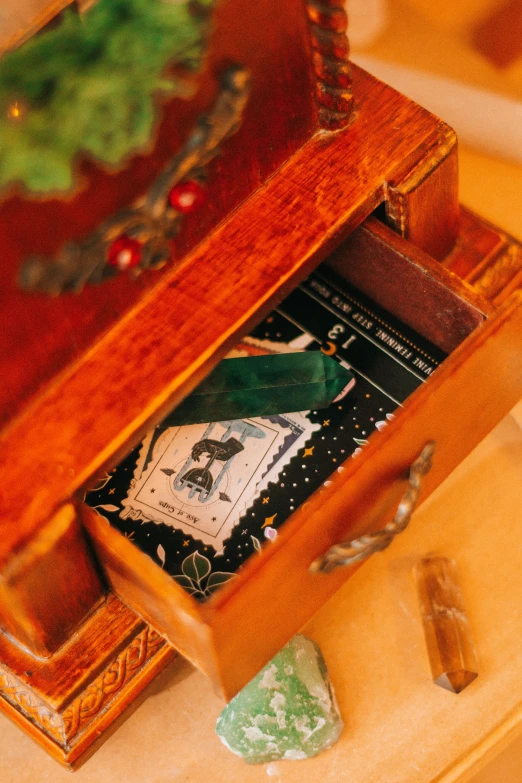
[
  {"x1": 215, "y1": 635, "x2": 343, "y2": 764},
  {"x1": 168, "y1": 353, "x2": 354, "y2": 426}
]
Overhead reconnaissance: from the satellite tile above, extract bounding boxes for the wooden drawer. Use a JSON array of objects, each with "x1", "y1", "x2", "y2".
[
  {"x1": 2, "y1": 0, "x2": 521, "y2": 768},
  {"x1": 81, "y1": 215, "x2": 522, "y2": 699}
]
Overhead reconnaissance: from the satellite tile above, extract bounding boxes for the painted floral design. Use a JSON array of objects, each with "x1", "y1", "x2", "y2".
[{"x1": 173, "y1": 551, "x2": 236, "y2": 600}]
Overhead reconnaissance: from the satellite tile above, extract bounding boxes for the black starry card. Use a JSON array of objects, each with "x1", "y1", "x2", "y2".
[{"x1": 86, "y1": 266, "x2": 446, "y2": 599}]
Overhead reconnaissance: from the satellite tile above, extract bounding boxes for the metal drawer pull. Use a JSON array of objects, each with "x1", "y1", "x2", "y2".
[{"x1": 310, "y1": 441, "x2": 436, "y2": 574}]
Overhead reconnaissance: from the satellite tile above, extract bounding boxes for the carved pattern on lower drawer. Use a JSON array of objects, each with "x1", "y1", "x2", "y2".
[
  {"x1": 0, "y1": 668, "x2": 66, "y2": 744},
  {"x1": 0, "y1": 626, "x2": 166, "y2": 749},
  {"x1": 62, "y1": 626, "x2": 164, "y2": 742}
]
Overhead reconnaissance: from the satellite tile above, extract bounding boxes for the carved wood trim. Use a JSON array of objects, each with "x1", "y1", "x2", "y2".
[
  {"x1": 306, "y1": 0, "x2": 353, "y2": 130},
  {"x1": 62, "y1": 626, "x2": 164, "y2": 743},
  {"x1": 0, "y1": 625, "x2": 168, "y2": 751},
  {"x1": 0, "y1": 667, "x2": 66, "y2": 744}
]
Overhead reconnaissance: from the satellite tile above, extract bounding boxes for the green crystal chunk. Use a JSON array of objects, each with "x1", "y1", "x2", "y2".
[
  {"x1": 215, "y1": 635, "x2": 343, "y2": 764},
  {"x1": 167, "y1": 353, "x2": 354, "y2": 426}
]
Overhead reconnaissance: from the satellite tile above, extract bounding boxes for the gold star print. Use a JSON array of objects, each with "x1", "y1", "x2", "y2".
[
  {"x1": 183, "y1": 540, "x2": 190, "y2": 547},
  {"x1": 108, "y1": 488, "x2": 115, "y2": 495},
  {"x1": 262, "y1": 497, "x2": 269, "y2": 504},
  {"x1": 267, "y1": 316, "x2": 274, "y2": 323},
  {"x1": 262, "y1": 514, "x2": 277, "y2": 529},
  {"x1": 303, "y1": 446, "x2": 315, "y2": 458},
  {"x1": 323, "y1": 419, "x2": 330, "y2": 426}
]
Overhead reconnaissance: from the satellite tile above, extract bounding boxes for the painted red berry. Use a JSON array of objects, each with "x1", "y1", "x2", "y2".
[
  {"x1": 168, "y1": 180, "x2": 206, "y2": 214},
  {"x1": 107, "y1": 235, "x2": 142, "y2": 271}
]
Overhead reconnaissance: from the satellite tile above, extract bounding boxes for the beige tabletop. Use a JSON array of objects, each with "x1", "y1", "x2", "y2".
[{"x1": 2, "y1": 2, "x2": 522, "y2": 781}]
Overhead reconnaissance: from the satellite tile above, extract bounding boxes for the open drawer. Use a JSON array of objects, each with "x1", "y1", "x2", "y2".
[{"x1": 81, "y1": 215, "x2": 522, "y2": 700}]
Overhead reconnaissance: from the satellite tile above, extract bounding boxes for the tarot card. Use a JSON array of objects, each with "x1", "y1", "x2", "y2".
[{"x1": 121, "y1": 413, "x2": 319, "y2": 552}]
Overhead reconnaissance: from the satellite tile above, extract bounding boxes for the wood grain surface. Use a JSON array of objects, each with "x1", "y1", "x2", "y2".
[
  {"x1": 444, "y1": 209, "x2": 522, "y2": 308},
  {"x1": 0, "y1": 504, "x2": 104, "y2": 656},
  {"x1": 443, "y1": 206, "x2": 509, "y2": 280},
  {"x1": 385, "y1": 126, "x2": 459, "y2": 260},
  {"x1": 327, "y1": 215, "x2": 489, "y2": 353},
  {"x1": 0, "y1": 0, "x2": 317, "y2": 428}
]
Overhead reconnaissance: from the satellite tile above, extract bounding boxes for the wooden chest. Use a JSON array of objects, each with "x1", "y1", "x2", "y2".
[{"x1": 0, "y1": 0, "x2": 521, "y2": 769}]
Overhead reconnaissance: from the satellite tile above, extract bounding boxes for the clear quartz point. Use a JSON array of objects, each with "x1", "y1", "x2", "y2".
[{"x1": 414, "y1": 556, "x2": 478, "y2": 694}]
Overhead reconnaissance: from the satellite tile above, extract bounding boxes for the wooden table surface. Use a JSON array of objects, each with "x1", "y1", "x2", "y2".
[{"x1": 2, "y1": 2, "x2": 522, "y2": 780}]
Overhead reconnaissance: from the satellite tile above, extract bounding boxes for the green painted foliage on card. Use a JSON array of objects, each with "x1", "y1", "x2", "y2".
[{"x1": 174, "y1": 551, "x2": 236, "y2": 599}]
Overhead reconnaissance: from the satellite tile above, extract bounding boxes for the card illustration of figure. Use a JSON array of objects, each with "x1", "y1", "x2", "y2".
[{"x1": 121, "y1": 413, "x2": 320, "y2": 552}]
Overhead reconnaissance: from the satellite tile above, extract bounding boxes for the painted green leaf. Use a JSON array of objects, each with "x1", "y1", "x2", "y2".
[
  {"x1": 182, "y1": 551, "x2": 211, "y2": 583},
  {"x1": 206, "y1": 571, "x2": 236, "y2": 595},
  {"x1": 174, "y1": 574, "x2": 197, "y2": 593}
]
